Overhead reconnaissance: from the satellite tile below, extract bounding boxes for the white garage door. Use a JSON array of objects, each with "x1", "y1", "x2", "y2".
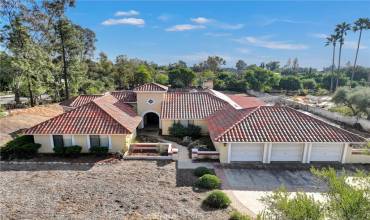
[
  {"x1": 271, "y1": 143, "x2": 303, "y2": 161},
  {"x1": 310, "y1": 143, "x2": 343, "y2": 162},
  {"x1": 230, "y1": 143, "x2": 263, "y2": 162}
]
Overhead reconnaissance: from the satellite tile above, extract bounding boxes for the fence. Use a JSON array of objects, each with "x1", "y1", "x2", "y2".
[{"x1": 247, "y1": 90, "x2": 370, "y2": 132}]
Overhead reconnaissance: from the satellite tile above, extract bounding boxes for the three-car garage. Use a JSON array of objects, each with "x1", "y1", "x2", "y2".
[{"x1": 228, "y1": 142, "x2": 346, "y2": 163}]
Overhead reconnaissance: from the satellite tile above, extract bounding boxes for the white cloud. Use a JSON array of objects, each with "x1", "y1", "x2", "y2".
[
  {"x1": 115, "y1": 10, "x2": 139, "y2": 17},
  {"x1": 102, "y1": 18, "x2": 145, "y2": 26},
  {"x1": 311, "y1": 33, "x2": 329, "y2": 39},
  {"x1": 343, "y1": 41, "x2": 367, "y2": 49},
  {"x1": 165, "y1": 24, "x2": 205, "y2": 32},
  {"x1": 236, "y1": 36, "x2": 308, "y2": 50},
  {"x1": 191, "y1": 17, "x2": 212, "y2": 24}
]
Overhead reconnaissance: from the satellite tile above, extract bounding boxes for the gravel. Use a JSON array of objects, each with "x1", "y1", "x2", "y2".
[{"x1": 0, "y1": 160, "x2": 231, "y2": 219}]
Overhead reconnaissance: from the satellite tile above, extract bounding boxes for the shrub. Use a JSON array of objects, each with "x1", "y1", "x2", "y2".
[
  {"x1": 89, "y1": 146, "x2": 109, "y2": 156},
  {"x1": 195, "y1": 174, "x2": 221, "y2": 189},
  {"x1": 169, "y1": 122, "x2": 202, "y2": 138},
  {"x1": 302, "y1": 79, "x2": 317, "y2": 90},
  {"x1": 279, "y1": 76, "x2": 302, "y2": 91},
  {"x1": 0, "y1": 135, "x2": 36, "y2": 159},
  {"x1": 13, "y1": 143, "x2": 41, "y2": 159},
  {"x1": 194, "y1": 167, "x2": 214, "y2": 177},
  {"x1": 187, "y1": 124, "x2": 201, "y2": 138},
  {"x1": 64, "y1": 145, "x2": 82, "y2": 157},
  {"x1": 53, "y1": 145, "x2": 65, "y2": 155},
  {"x1": 203, "y1": 190, "x2": 231, "y2": 209},
  {"x1": 229, "y1": 211, "x2": 251, "y2": 220}
]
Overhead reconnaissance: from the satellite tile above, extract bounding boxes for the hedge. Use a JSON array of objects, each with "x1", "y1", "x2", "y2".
[
  {"x1": 203, "y1": 190, "x2": 231, "y2": 209},
  {"x1": 89, "y1": 146, "x2": 109, "y2": 156},
  {"x1": 53, "y1": 145, "x2": 82, "y2": 157},
  {"x1": 195, "y1": 174, "x2": 221, "y2": 190},
  {"x1": 194, "y1": 167, "x2": 214, "y2": 177},
  {"x1": 0, "y1": 135, "x2": 36, "y2": 160},
  {"x1": 169, "y1": 122, "x2": 201, "y2": 138}
]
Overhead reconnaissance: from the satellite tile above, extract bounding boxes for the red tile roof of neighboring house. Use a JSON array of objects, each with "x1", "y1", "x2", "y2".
[
  {"x1": 161, "y1": 92, "x2": 228, "y2": 119},
  {"x1": 25, "y1": 95, "x2": 141, "y2": 135},
  {"x1": 133, "y1": 83, "x2": 168, "y2": 92},
  {"x1": 60, "y1": 95, "x2": 103, "y2": 108},
  {"x1": 227, "y1": 94, "x2": 266, "y2": 109},
  {"x1": 208, "y1": 105, "x2": 365, "y2": 143},
  {"x1": 110, "y1": 91, "x2": 137, "y2": 102}
]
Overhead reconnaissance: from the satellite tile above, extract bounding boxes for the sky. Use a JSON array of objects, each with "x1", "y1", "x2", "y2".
[{"x1": 67, "y1": 1, "x2": 370, "y2": 70}]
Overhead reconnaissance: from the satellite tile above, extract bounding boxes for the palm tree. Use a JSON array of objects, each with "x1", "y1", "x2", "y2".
[
  {"x1": 334, "y1": 22, "x2": 351, "y2": 89},
  {"x1": 350, "y1": 18, "x2": 370, "y2": 88},
  {"x1": 325, "y1": 34, "x2": 338, "y2": 92}
]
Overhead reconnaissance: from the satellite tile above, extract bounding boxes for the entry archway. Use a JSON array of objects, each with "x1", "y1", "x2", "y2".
[{"x1": 143, "y1": 112, "x2": 160, "y2": 129}]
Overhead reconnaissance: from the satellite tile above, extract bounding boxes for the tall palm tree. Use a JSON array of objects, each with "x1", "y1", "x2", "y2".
[
  {"x1": 350, "y1": 18, "x2": 370, "y2": 88},
  {"x1": 325, "y1": 34, "x2": 338, "y2": 92},
  {"x1": 334, "y1": 22, "x2": 351, "y2": 89}
]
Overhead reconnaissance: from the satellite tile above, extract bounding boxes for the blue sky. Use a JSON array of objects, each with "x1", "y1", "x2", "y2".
[{"x1": 68, "y1": 1, "x2": 370, "y2": 69}]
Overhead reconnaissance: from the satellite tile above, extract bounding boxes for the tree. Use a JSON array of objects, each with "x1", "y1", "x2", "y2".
[
  {"x1": 325, "y1": 34, "x2": 339, "y2": 92},
  {"x1": 279, "y1": 76, "x2": 302, "y2": 91},
  {"x1": 311, "y1": 167, "x2": 370, "y2": 220},
  {"x1": 204, "y1": 56, "x2": 226, "y2": 74},
  {"x1": 168, "y1": 67, "x2": 195, "y2": 88},
  {"x1": 350, "y1": 18, "x2": 370, "y2": 88},
  {"x1": 332, "y1": 86, "x2": 370, "y2": 119},
  {"x1": 302, "y1": 79, "x2": 317, "y2": 90},
  {"x1": 260, "y1": 187, "x2": 324, "y2": 220},
  {"x1": 155, "y1": 73, "x2": 168, "y2": 85},
  {"x1": 335, "y1": 22, "x2": 351, "y2": 89},
  {"x1": 133, "y1": 64, "x2": 152, "y2": 86},
  {"x1": 235, "y1": 60, "x2": 247, "y2": 73},
  {"x1": 266, "y1": 61, "x2": 280, "y2": 71},
  {"x1": 292, "y1": 58, "x2": 299, "y2": 72},
  {"x1": 244, "y1": 66, "x2": 281, "y2": 92}
]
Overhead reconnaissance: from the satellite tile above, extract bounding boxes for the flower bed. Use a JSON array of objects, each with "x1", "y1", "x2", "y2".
[{"x1": 124, "y1": 143, "x2": 178, "y2": 160}]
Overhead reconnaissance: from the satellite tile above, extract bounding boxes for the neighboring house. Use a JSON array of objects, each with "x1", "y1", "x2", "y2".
[{"x1": 25, "y1": 82, "x2": 366, "y2": 163}]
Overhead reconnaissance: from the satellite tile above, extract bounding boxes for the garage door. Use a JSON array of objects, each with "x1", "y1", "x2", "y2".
[
  {"x1": 230, "y1": 143, "x2": 263, "y2": 162},
  {"x1": 310, "y1": 143, "x2": 343, "y2": 162},
  {"x1": 271, "y1": 143, "x2": 303, "y2": 161}
]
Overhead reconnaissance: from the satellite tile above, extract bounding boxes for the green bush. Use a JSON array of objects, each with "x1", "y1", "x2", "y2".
[
  {"x1": 89, "y1": 146, "x2": 109, "y2": 156},
  {"x1": 302, "y1": 79, "x2": 317, "y2": 90},
  {"x1": 195, "y1": 174, "x2": 221, "y2": 189},
  {"x1": 169, "y1": 122, "x2": 202, "y2": 138},
  {"x1": 13, "y1": 143, "x2": 41, "y2": 159},
  {"x1": 169, "y1": 122, "x2": 188, "y2": 138},
  {"x1": 194, "y1": 167, "x2": 214, "y2": 177},
  {"x1": 279, "y1": 76, "x2": 302, "y2": 91},
  {"x1": 64, "y1": 145, "x2": 82, "y2": 157},
  {"x1": 229, "y1": 211, "x2": 251, "y2": 220},
  {"x1": 203, "y1": 190, "x2": 231, "y2": 209},
  {"x1": 53, "y1": 145, "x2": 65, "y2": 155},
  {"x1": 0, "y1": 135, "x2": 35, "y2": 159}
]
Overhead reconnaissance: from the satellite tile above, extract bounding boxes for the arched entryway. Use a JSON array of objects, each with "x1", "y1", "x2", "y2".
[{"x1": 143, "y1": 112, "x2": 160, "y2": 129}]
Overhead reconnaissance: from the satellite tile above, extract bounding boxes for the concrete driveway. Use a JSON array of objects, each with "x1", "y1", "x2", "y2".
[{"x1": 216, "y1": 168, "x2": 327, "y2": 216}]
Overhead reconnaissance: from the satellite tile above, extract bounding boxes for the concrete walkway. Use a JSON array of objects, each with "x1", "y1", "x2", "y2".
[{"x1": 139, "y1": 132, "x2": 215, "y2": 169}]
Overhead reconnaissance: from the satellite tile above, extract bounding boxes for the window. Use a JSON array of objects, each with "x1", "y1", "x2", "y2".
[
  {"x1": 189, "y1": 120, "x2": 194, "y2": 125},
  {"x1": 146, "y1": 98, "x2": 155, "y2": 105},
  {"x1": 100, "y1": 135, "x2": 109, "y2": 148},
  {"x1": 89, "y1": 135, "x2": 110, "y2": 148},
  {"x1": 63, "y1": 135, "x2": 73, "y2": 147},
  {"x1": 180, "y1": 120, "x2": 189, "y2": 127},
  {"x1": 90, "y1": 135, "x2": 100, "y2": 148},
  {"x1": 53, "y1": 135, "x2": 64, "y2": 148}
]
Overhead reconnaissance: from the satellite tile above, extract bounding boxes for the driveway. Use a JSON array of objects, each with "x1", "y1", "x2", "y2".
[{"x1": 216, "y1": 168, "x2": 327, "y2": 216}]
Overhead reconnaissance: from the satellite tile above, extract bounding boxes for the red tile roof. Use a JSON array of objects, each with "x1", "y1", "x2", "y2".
[
  {"x1": 60, "y1": 95, "x2": 102, "y2": 108},
  {"x1": 227, "y1": 94, "x2": 266, "y2": 109},
  {"x1": 110, "y1": 91, "x2": 137, "y2": 102},
  {"x1": 25, "y1": 95, "x2": 141, "y2": 135},
  {"x1": 161, "y1": 92, "x2": 227, "y2": 119},
  {"x1": 133, "y1": 83, "x2": 168, "y2": 92},
  {"x1": 208, "y1": 105, "x2": 365, "y2": 143}
]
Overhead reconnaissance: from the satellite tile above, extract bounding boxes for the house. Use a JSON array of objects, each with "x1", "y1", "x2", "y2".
[{"x1": 25, "y1": 82, "x2": 366, "y2": 163}]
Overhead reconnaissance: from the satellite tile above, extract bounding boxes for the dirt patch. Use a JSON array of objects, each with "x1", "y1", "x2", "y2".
[
  {"x1": 0, "y1": 160, "x2": 231, "y2": 219},
  {"x1": 1, "y1": 154, "x2": 116, "y2": 163},
  {"x1": 0, "y1": 104, "x2": 63, "y2": 146}
]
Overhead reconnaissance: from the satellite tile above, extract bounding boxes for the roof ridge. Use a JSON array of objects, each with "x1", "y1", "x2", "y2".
[
  {"x1": 92, "y1": 95, "x2": 134, "y2": 133},
  {"x1": 214, "y1": 106, "x2": 261, "y2": 141},
  {"x1": 283, "y1": 105, "x2": 366, "y2": 140}
]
